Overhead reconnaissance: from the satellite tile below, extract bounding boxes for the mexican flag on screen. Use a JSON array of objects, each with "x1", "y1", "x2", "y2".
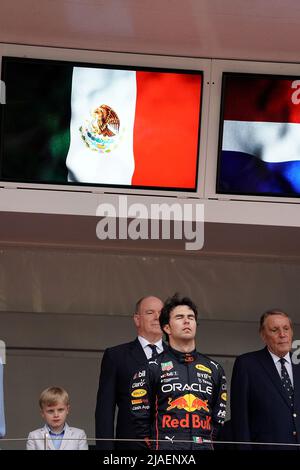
[{"x1": 65, "y1": 67, "x2": 201, "y2": 189}]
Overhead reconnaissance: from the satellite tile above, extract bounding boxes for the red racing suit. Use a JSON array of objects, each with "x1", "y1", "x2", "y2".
[{"x1": 130, "y1": 346, "x2": 227, "y2": 450}]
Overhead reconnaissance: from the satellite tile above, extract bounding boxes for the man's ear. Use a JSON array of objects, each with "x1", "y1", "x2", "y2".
[
  {"x1": 260, "y1": 329, "x2": 266, "y2": 344},
  {"x1": 133, "y1": 313, "x2": 140, "y2": 328},
  {"x1": 163, "y1": 324, "x2": 171, "y2": 336}
]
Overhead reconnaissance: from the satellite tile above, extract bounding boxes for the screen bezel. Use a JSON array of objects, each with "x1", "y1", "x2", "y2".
[{"x1": 0, "y1": 43, "x2": 210, "y2": 198}]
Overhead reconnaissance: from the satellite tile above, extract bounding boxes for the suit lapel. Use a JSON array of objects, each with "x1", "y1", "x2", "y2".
[
  {"x1": 292, "y1": 362, "x2": 300, "y2": 410},
  {"x1": 129, "y1": 338, "x2": 167, "y2": 367},
  {"x1": 130, "y1": 338, "x2": 168, "y2": 365},
  {"x1": 43, "y1": 425, "x2": 55, "y2": 450},
  {"x1": 130, "y1": 338, "x2": 147, "y2": 366},
  {"x1": 258, "y1": 347, "x2": 291, "y2": 408},
  {"x1": 59, "y1": 423, "x2": 70, "y2": 450}
]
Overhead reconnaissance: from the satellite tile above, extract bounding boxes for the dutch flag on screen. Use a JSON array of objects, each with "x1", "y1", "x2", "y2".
[
  {"x1": 66, "y1": 67, "x2": 201, "y2": 189},
  {"x1": 219, "y1": 76, "x2": 300, "y2": 195}
]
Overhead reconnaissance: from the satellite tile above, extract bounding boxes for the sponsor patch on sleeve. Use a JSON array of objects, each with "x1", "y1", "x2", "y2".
[
  {"x1": 131, "y1": 388, "x2": 147, "y2": 398},
  {"x1": 195, "y1": 364, "x2": 212, "y2": 374}
]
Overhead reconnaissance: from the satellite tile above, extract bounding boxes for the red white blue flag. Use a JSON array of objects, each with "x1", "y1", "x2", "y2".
[{"x1": 218, "y1": 75, "x2": 300, "y2": 196}]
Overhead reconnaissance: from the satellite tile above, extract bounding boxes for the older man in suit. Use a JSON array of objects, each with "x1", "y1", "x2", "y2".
[
  {"x1": 95, "y1": 295, "x2": 164, "y2": 450},
  {"x1": 231, "y1": 309, "x2": 300, "y2": 450}
]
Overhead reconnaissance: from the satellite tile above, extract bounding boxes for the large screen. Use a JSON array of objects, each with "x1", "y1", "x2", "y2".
[
  {"x1": 0, "y1": 56, "x2": 203, "y2": 192},
  {"x1": 217, "y1": 72, "x2": 300, "y2": 198}
]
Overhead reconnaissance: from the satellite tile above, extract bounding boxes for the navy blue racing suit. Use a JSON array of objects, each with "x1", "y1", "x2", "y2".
[{"x1": 130, "y1": 346, "x2": 227, "y2": 450}]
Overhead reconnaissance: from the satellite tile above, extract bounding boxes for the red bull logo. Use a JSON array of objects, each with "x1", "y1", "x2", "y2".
[
  {"x1": 166, "y1": 394, "x2": 209, "y2": 412},
  {"x1": 162, "y1": 413, "x2": 212, "y2": 430}
]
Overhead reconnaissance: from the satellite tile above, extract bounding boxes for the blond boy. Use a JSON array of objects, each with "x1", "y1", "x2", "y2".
[{"x1": 27, "y1": 387, "x2": 88, "y2": 450}]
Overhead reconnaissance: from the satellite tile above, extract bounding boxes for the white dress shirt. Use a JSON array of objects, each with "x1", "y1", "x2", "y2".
[
  {"x1": 268, "y1": 350, "x2": 294, "y2": 386},
  {"x1": 138, "y1": 336, "x2": 163, "y2": 359}
]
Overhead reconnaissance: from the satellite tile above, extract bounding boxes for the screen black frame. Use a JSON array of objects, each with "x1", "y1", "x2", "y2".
[{"x1": 0, "y1": 55, "x2": 204, "y2": 194}]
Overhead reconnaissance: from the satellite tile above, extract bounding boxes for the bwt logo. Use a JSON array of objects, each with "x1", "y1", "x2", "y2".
[
  {"x1": 0, "y1": 340, "x2": 6, "y2": 365},
  {"x1": 95, "y1": 196, "x2": 204, "y2": 251},
  {"x1": 0, "y1": 80, "x2": 6, "y2": 105}
]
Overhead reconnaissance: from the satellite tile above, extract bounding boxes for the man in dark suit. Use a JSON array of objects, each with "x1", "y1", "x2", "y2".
[
  {"x1": 95, "y1": 296, "x2": 164, "y2": 450},
  {"x1": 231, "y1": 309, "x2": 300, "y2": 450}
]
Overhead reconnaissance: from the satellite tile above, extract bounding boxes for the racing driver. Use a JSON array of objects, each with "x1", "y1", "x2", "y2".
[{"x1": 130, "y1": 294, "x2": 227, "y2": 450}]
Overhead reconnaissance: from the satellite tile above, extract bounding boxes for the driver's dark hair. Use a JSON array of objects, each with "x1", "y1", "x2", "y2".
[{"x1": 159, "y1": 293, "x2": 198, "y2": 334}]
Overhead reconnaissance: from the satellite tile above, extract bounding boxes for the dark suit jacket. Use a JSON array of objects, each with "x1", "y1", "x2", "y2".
[
  {"x1": 230, "y1": 347, "x2": 300, "y2": 450},
  {"x1": 95, "y1": 338, "x2": 162, "y2": 450}
]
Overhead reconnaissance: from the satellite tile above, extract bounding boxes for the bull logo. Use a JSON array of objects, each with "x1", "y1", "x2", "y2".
[{"x1": 166, "y1": 394, "x2": 209, "y2": 412}]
